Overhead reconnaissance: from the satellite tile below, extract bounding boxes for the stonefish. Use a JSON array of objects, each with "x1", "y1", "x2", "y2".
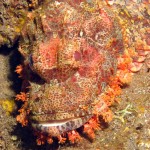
[{"x1": 14, "y1": 0, "x2": 150, "y2": 144}]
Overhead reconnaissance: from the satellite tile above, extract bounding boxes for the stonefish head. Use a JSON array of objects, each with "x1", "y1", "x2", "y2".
[{"x1": 18, "y1": 0, "x2": 123, "y2": 139}]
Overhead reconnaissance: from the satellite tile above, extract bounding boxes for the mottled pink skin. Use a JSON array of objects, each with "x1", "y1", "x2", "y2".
[
  {"x1": 31, "y1": 3, "x2": 119, "y2": 83},
  {"x1": 19, "y1": 1, "x2": 124, "y2": 136}
]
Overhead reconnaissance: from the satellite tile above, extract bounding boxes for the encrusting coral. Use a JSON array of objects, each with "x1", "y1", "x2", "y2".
[{"x1": 0, "y1": 99, "x2": 16, "y2": 115}]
